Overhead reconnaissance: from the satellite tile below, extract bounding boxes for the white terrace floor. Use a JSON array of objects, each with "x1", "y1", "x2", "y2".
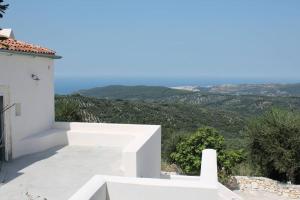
[{"x1": 0, "y1": 145, "x2": 123, "y2": 200}]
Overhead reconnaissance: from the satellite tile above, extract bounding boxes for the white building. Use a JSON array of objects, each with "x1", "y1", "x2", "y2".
[
  {"x1": 0, "y1": 29, "x2": 62, "y2": 160},
  {"x1": 0, "y1": 29, "x2": 241, "y2": 200}
]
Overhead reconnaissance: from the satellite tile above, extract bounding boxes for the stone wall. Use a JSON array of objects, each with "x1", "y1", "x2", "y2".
[{"x1": 235, "y1": 176, "x2": 300, "y2": 199}]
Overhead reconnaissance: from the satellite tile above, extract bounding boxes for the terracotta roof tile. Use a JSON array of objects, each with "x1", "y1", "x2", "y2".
[{"x1": 0, "y1": 38, "x2": 56, "y2": 56}]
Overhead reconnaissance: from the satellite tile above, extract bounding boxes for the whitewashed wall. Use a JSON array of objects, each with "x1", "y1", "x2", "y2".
[
  {"x1": 123, "y1": 126, "x2": 161, "y2": 178},
  {"x1": 53, "y1": 122, "x2": 162, "y2": 178},
  {"x1": 0, "y1": 52, "x2": 55, "y2": 159},
  {"x1": 68, "y1": 150, "x2": 243, "y2": 200},
  {"x1": 69, "y1": 175, "x2": 218, "y2": 200}
]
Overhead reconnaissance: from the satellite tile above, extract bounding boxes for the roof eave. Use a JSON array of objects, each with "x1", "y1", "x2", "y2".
[{"x1": 0, "y1": 49, "x2": 62, "y2": 59}]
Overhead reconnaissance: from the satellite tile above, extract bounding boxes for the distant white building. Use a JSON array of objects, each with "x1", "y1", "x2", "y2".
[{"x1": 0, "y1": 29, "x2": 241, "y2": 200}]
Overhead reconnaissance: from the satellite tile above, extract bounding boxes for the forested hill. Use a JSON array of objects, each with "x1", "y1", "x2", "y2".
[
  {"x1": 76, "y1": 85, "x2": 300, "y2": 118},
  {"x1": 196, "y1": 83, "x2": 300, "y2": 96},
  {"x1": 77, "y1": 85, "x2": 191, "y2": 100},
  {"x1": 76, "y1": 83, "x2": 300, "y2": 100},
  {"x1": 56, "y1": 95, "x2": 244, "y2": 138},
  {"x1": 160, "y1": 93, "x2": 300, "y2": 117}
]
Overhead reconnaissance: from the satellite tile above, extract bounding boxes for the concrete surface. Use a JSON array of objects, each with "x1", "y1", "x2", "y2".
[
  {"x1": 234, "y1": 190, "x2": 291, "y2": 200},
  {"x1": 0, "y1": 145, "x2": 123, "y2": 200}
]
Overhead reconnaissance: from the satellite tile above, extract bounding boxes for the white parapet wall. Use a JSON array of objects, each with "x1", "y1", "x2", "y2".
[
  {"x1": 200, "y1": 149, "x2": 218, "y2": 187},
  {"x1": 53, "y1": 122, "x2": 162, "y2": 178},
  {"x1": 69, "y1": 175, "x2": 218, "y2": 200},
  {"x1": 13, "y1": 121, "x2": 161, "y2": 178},
  {"x1": 69, "y1": 149, "x2": 221, "y2": 200}
]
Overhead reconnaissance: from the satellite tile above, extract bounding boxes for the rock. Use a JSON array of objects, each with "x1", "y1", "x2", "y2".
[
  {"x1": 226, "y1": 176, "x2": 240, "y2": 190},
  {"x1": 234, "y1": 176, "x2": 300, "y2": 199}
]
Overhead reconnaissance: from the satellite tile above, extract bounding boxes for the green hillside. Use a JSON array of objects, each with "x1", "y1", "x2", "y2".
[
  {"x1": 77, "y1": 85, "x2": 300, "y2": 118},
  {"x1": 77, "y1": 85, "x2": 192, "y2": 100},
  {"x1": 160, "y1": 93, "x2": 300, "y2": 117},
  {"x1": 55, "y1": 95, "x2": 246, "y2": 159}
]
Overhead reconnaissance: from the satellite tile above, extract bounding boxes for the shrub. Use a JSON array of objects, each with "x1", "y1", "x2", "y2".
[{"x1": 170, "y1": 127, "x2": 244, "y2": 183}]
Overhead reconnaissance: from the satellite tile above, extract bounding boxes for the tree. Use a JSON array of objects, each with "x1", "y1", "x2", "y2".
[
  {"x1": 55, "y1": 98, "x2": 83, "y2": 122},
  {"x1": 170, "y1": 127, "x2": 244, "y2": 183},
  {"x1": 0, "y1": 0, "x2": 8, "y2": 18},
  {"x1": 247, "y1": 108, "x2": 300, "y2": 184}
]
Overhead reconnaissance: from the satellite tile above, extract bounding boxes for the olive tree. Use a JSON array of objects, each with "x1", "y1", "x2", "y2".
[
  {"x1": 55, "y1": 98, "x2": 83, "y2": 122},
  {"x1": 247, "y1": 108, "x2": 300, "y2": 184}
]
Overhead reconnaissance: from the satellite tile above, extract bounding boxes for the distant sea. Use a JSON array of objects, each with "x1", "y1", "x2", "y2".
[{"x1": 55, "y1": 77, "x2": 300, "y2": 94}]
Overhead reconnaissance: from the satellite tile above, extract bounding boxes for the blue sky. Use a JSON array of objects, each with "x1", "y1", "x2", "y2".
[{"x1": 1, "y1": 0, "x2": 300, "y2": 81}]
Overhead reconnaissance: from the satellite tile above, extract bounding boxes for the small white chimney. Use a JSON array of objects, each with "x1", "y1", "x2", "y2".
[{"x1": 0, "y1": 28, "x2": 15, "y2": 39}]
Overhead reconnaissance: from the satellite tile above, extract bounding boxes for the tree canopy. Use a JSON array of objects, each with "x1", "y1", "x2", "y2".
[
  {"x1": 55, "y1": 97, "x2": 83, "y2": 122},
  {"x1": 0, "y1": 0, "x2": 8, "y2": 18},
  {"x1": 247, "y1": 108, "x2": 300, "y2": 184}
]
